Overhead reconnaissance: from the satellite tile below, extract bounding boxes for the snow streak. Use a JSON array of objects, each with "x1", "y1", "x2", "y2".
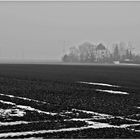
[
  {"x1": 0, "y1": 93, "x2": 47, "y2": 104},
  {"x1": 78, "y1": 81, "x2": 119, "y2": 87},
  {"x1": 0, "y1": 100, "x2": 56, "y2": 116},
  {"x1": 96, "y1": 89, "x2": 129, "y2": 95}
]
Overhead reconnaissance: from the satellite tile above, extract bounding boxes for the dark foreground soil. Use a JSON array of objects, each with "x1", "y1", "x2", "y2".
[{"x1": 0, "y1": 64, "x2": 140, "y2": 138}]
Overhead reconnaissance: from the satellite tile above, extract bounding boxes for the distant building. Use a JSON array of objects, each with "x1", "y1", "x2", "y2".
[
  {"x1": 95, "y1": 43, "x2": 110, "y2": 62},
  {"x1": 113, "y1": 61, "x2": 120, "y2": 64}
]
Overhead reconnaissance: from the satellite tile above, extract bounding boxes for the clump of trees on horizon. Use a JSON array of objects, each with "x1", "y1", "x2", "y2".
[{"x1": 62, "y1": 41, "x2": 140, "y2": 64}]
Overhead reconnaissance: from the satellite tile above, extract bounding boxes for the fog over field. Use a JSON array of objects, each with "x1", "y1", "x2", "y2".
[{"x1": 0, "y1": 1, "x2": 140, "y2": 63}]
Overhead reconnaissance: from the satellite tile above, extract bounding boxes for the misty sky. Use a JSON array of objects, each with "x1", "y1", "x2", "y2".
[{"x1": 0, "y1": 1, "x2": 140, "y2": 60}]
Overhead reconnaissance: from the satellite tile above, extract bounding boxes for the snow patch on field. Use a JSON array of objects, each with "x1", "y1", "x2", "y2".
[
  {"x1": 0, "y1": 124, "x2": 117, "y2": 138},
  {"x1": 131, "y1": 129, "x2": 140, "y2": 132},
  {"x1": 136, "y1": 107, "x2": 140, "y2": 109},
  {"x1": 0, "y1": 99, "x2": 57, "y2": 116},
  {"x1": 78, "y1": 81, "x2": 119, "y2": 87},
  {"x1": 0, "y1": 93, "x2": 47, "y2": 104},
  {"x1": 96, "y1": 89, "x2": 129, "y2": 95},
  {"x1": 70, "y1": 118, "x2": 116, "y2": 128},
  {"x1": 0, "y1": 121, "x2": 29, "y2": 126},
  {"x1": 17, "y1": 105, "x2": 57, "y2": 115},
  {"x1": 0, "y1": 120, "x2": 51, "y2": 126},
  {"x1": 0, "y1": 119, "x2": 139, "y2": 138},
  {"x1": 72, "y1": 109, "x2": 140, "y2": 123},
  {"x1": 0, "y1": 107, "x2": 139, "y2": 138},
  {"x1": 120, "y1": 123, "x2": 140, "y2": 128},
  {"x1": 0, "y1": 108, "x2": 25, "y2": 118},
  {"x1": 0, "y1": 100, "x2": 15, "y2": 105},
  {"x1": 72, "y1": 109, "x2": 112, "y2": 118}
]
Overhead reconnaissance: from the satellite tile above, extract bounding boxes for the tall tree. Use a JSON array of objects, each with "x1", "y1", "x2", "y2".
[
  {"x1": 69, "y1": 46, "x2": 79, "y2": 62},
  {"x1": 113, "y1": 44, "x2": 120, "y2": 61},
  {"x1": 78, "y1": 41, "x2": 96, "y2": 62}
]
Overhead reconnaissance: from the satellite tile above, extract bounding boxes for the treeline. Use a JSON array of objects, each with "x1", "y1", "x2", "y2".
[{"x1": 62, "y1": 41, "x2": 140, "y2": 64}]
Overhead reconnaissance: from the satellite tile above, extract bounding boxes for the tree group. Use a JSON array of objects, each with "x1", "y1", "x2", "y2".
[{"x1": 62, "y1": 41, "x2": 137, "y2": 63}]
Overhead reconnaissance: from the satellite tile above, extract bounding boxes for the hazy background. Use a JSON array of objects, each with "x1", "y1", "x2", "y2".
[{"x1": 0, "y1": 1, "x2": 140, "y2": 62}]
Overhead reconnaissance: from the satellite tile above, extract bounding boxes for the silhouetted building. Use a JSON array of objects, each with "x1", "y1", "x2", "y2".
[{"x1": 95, "y1": 43, "x2": 110, "y2": 63}]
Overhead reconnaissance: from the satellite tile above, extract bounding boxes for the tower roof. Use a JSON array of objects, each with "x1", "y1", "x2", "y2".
[{"x1": 96, "y1": 43, "x2": 106, "y2": 50}]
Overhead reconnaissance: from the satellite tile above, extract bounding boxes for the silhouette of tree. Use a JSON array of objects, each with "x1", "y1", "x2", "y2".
[
  {"x1": 113, "y1": 44, "x2": 120, "y2": 61},
  {"x1": 62, "y1": 54, "x2": 69, "y2": 62}
]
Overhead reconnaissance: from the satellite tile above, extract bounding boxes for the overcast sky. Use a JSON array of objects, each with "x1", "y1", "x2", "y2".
[{"x1": 0, "y1": 1, "x2": 140, "y2": 60}]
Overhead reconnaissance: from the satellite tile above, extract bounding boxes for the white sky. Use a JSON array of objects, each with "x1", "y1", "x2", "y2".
[{"x1": 0, "y1": 1, "x2": 140, "y2": 60}]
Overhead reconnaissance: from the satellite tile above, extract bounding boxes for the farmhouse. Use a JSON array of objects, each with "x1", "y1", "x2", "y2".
[{"x1": 95, "y1": 43, "x2": 110, "y2": 62}]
